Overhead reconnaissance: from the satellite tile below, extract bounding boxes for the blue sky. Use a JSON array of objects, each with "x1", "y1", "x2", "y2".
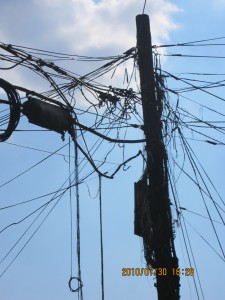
[{"x1": 0, "y1": 1, "x2": 225, "y2": 300}]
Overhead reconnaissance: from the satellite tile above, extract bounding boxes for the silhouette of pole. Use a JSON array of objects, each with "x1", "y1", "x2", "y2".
[{"x1": 136, "y1": 14, "x2": 180, "y2": 299}]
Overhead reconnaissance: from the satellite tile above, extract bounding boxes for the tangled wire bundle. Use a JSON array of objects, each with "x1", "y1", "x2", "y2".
[{"x1": 0, "y1": 78, "x2": 20, "y2": 142}]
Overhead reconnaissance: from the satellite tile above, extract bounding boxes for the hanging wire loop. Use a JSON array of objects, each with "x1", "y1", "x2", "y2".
[{"x1": 68, "y1": 276, "x2": 83, "y2": 293}]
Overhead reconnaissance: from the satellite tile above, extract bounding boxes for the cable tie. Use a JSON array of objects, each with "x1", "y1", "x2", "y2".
[
  {"x1": 206, "y1": 140, "x2": 217, "y2": 145},
  {"x1": 179, "y1": 207, "x2": 186, "y2": 210}
]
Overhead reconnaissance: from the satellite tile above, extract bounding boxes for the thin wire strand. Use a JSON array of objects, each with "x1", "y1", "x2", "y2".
[
  {"x1": 99, "y1": 175, "x2": 105, "y2": 300},
  {"x1": 142, "y1": 0, "x2": 147, "y2": 14}
]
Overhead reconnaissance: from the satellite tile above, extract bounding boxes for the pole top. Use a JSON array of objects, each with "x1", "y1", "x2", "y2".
[
  {"x1": 136, "y1": 13, "x2": 149, "y2": 18},
  {"x1": 136, "y1": 14, "x2": 151, "y2": 45},
  {"x1": 136, "y1": 14, "x2": 150, "y2": 32},
  {"x1": 136, "y1": 14, "x2": 150, "y2": 22}
]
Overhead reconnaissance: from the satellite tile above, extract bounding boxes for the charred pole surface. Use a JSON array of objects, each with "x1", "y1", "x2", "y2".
[{"x1": 135, "y1": 14, "x2": 180, "y2": 299}]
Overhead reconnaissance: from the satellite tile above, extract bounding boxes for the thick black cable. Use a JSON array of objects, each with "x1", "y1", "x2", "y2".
[
  {"x1": 73, "y1": 120, "x2": 145, "y2": 144},
  {"x1": 10, "y1": 43, "x2": 120, "y2": 60},
  {"x1": 74, "y1": 133, "x2": 142, "y2": 179}
]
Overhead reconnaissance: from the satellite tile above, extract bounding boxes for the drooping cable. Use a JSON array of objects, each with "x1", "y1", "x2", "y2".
[
  {"x1": 182, "y1": 214, "x2": 225, "y2": 263},
  {"x1": 181, "y1": 213, "x2": 206, "y2": 300},
  {"x1": 178, "y1": 130, "x2": 225, "y2": 259},
  {"x1": 74, "y1": 126, "x2": 83, "y2": 299},
  {"x1": 0, "y1": 183, "x2": 69, "y2": 278},
  {"x1": 0, "y1": 142, "x2": 69, "y2": 190},
  {"x1": 168, "y1": 161, "x2": 201, "y2": 299},
  {"x1": 99, "y1": 175, "x2": 105, "y2": 300},
  {"x1": 69, "y1": 137, "x2": 73, "y2": 278}
]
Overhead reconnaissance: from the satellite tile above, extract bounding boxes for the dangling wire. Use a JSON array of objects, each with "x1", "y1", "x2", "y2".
[
  {"x1": 68, "y1": 137, "x2": 73, "y2": 278},
  {"x1": 74, "y1": 126, "x2": 83, "y2": 300},
  {"x1": 99, "y1": 175, "x2": 105, "y2": 300},
  {"x1": 68, "y1": 126, "x2": 83, "y2": 298}
]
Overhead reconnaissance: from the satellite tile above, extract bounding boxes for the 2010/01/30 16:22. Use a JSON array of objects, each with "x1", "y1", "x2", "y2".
[{"x1": 121, "y1": 268, "x2": 194, "y2": 277}]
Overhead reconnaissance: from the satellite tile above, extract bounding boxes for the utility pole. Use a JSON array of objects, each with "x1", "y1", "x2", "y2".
[{"x1": 135, "y1": 14, "x2": 180, "y2": 299}]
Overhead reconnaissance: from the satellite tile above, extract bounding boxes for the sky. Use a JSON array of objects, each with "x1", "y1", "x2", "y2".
[{"x1": 0, "y1": 1, "x2": 225, "y2": 300}]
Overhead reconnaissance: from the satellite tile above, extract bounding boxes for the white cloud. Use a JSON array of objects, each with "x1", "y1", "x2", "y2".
[
  {"x1": 213, "y1": 0, "x2": 225, "y2": 5},
  {"x1": 0, "y1": 0, "x2": 181, "y2": 88},
  {"x1": 212, "y1": 0, "x2": 225, "y2": 9},
  {"x1": 44, "y1": 0, "x2": 181, "y2": 52},
  {"x1": 0, "y1": 0, "x2": 180, "y2": 52}
]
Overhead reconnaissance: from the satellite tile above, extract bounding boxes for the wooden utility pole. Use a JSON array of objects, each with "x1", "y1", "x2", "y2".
[{"x1": 135, "y1": 14, "x2": 180, "y2": 299}]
